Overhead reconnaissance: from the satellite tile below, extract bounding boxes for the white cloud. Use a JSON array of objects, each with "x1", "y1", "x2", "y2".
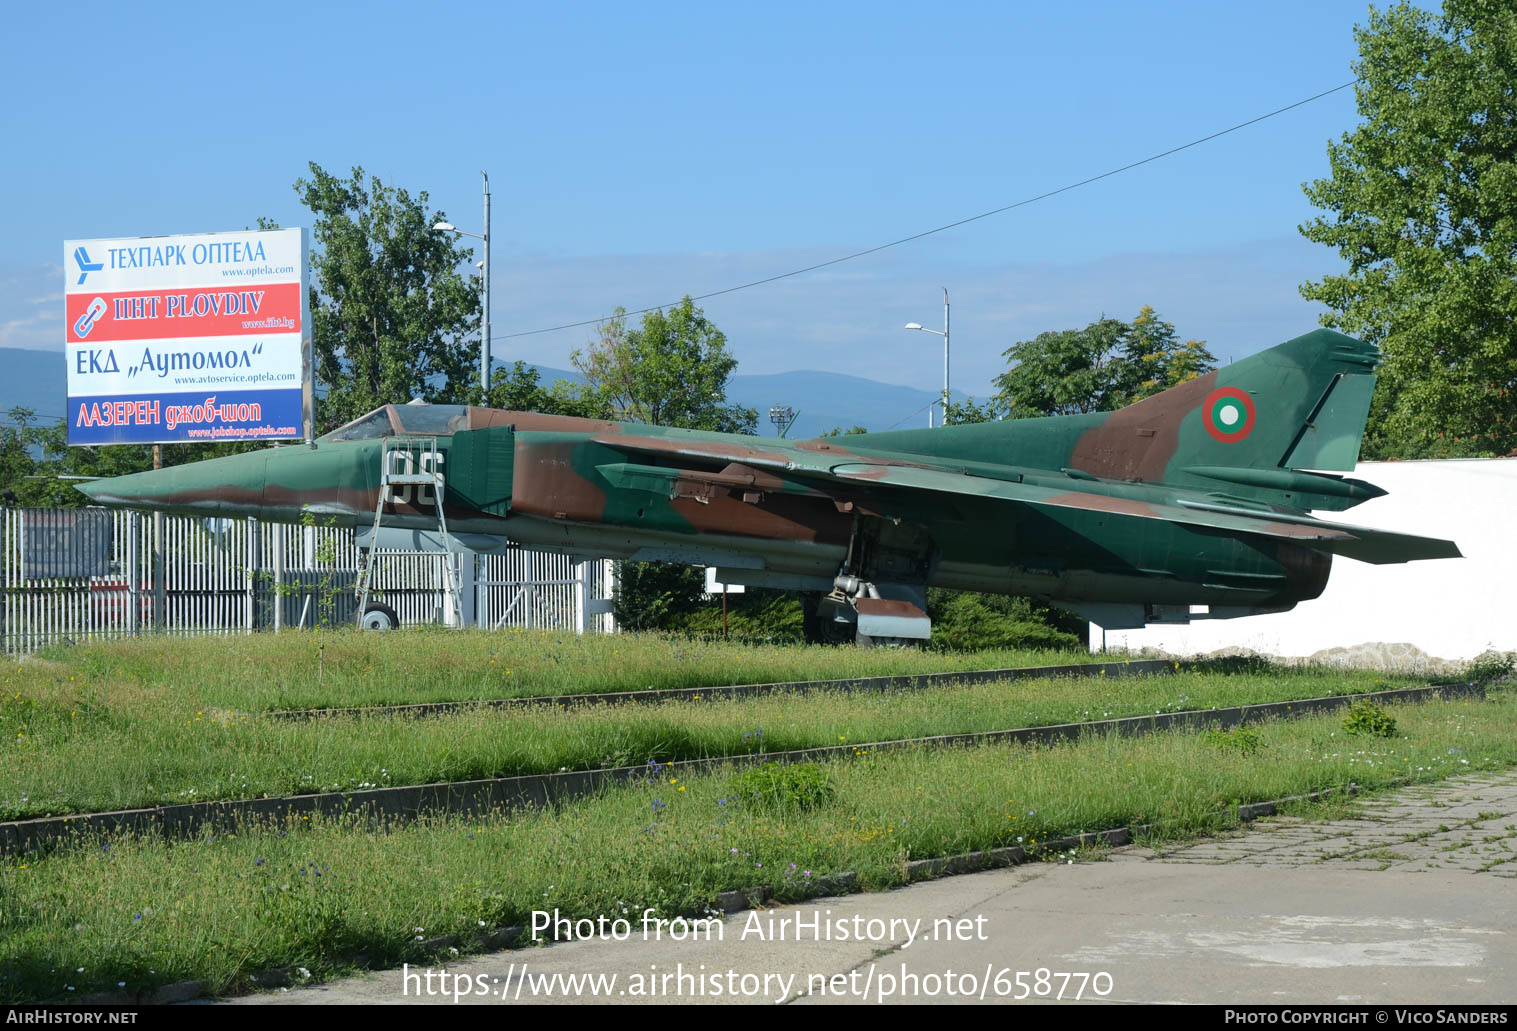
[
  {"x1": 0, "y1": 263, "x2": 64, "y2": 350},
  {"x1": 0, "y1": 238, "x2": 1347, "y2": 397},
  {"x1": 488, "y1": 235, "x2": 1344, "y2": 395}
]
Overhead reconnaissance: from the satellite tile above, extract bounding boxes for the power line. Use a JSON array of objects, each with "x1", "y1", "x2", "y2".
[
  {"x1": 0, "y1": 409, "x2": 65, "y2": 424},
  {"x1": 499, "y1": 79, "x2": 1357, "y2": 342},
  {"x1": 882, "y1": 398, "x2": 938, "y2": 432}
]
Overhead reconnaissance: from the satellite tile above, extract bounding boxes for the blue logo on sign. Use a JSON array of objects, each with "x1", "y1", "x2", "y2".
[
  {"x1": 73, "y1": 247, "x2": 103, "y2": 285},
  {"x1": 74, "y1": 297, "x2": 107, "y2": 339}
]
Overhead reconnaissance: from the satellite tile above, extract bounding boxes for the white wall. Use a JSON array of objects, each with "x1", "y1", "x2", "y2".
[{"x1": 1097, "y1": 459, "x2": 1517, "y2": 669}]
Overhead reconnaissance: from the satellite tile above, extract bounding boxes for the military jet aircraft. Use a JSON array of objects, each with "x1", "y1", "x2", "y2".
[{"x1": 79, "y1": 328, "x2": 1460, "y2": 644}]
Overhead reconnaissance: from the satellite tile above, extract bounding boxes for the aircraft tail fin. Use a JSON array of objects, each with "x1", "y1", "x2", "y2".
[
  {"x1": 1046, "y1": 329, "x2": 1381, "y2": 507},
  {"x1": 842, "y1": 329, "x2": 1382, "y2": 508}
]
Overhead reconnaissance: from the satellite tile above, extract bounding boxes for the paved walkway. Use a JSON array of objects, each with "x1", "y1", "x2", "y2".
[
  {"x1": 224, "y1": 770, "x2": 1517, "y2": 1006},
  {"x1": 1146, "y1": 774, "x2": 1517, "y2": 875}
]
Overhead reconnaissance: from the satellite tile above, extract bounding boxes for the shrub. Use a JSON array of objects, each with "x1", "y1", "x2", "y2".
[
  {"x1": 1342, "y1": 700, "x2": 1397, "y2": 738},
  {"x1": 612, "y1": 562, "x2": 708, "y2": 631},
  {"x1": 733, "y1": 762, "x2": 834, "y2": 811},
  {"x1": 671, "y1": 589, "x2": 805, "y2": 643},
  {"x1": 1461, "y1": 652, "x2": 1515, "y2": 685},
  {"x1": 1203, "y1": 725, "x2": 1264, "y2": 755},
  {"x1": 925, "y1": 589, "x2": 1084, "y2": 652}
]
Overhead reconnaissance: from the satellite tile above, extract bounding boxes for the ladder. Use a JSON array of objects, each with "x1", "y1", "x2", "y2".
[{"x1": 355, "y1": 436, "x2": 464, "y2": 628}]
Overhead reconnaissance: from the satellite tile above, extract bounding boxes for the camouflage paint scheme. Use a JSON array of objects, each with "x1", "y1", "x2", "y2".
[{"x1": 80, "y1": 329, "x2": 1460, "y2": 636}]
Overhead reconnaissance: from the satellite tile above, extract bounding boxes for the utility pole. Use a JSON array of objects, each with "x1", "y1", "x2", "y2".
[
  {"x1": 941, "y1": 287, "x2": 950, "y2": 425},
  {"x1": 481, "y1": 171, "x2": 491, "y2": 394},
  {"x1": 151, "y1": 444, "x2": 164, "y2": 631}
]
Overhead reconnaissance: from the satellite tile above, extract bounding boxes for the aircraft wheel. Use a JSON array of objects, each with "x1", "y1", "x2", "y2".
[
  {"x1": 801, "y1": 594, "x2": 824, "y2": 644},
  {"x1": 802, "y1": 593, "x2": 855, "y2": 645},
  {"x1": 359, "y1": 602, "x2": 400, "y2": 631}
]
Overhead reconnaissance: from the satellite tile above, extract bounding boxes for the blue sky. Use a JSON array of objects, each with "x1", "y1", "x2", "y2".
[{"x1": 2, "y1": 1, "x2": 1416, "y2": 400}]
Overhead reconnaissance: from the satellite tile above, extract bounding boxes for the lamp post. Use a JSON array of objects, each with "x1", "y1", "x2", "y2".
[
  {"x1": 904, "y1": 288, "x2": 949, "y2": 427},
  {"x1": 769, "y1": 405, "x2": 797, "y2": 438},
  {"x1": 432, "y1": 170, "x2": 491, "y2": 394}
]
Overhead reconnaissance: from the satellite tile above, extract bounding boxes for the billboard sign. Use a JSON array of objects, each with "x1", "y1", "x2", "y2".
[{"x1": 64, "y1": 228, "x2": 312, "y2": 445}]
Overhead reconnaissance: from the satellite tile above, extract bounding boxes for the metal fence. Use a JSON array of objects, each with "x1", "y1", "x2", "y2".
[{"x1": 0, "y1": 507, "x2": 616, "y2": 654}]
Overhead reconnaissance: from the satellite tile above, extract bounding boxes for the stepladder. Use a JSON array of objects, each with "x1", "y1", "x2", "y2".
[{"x1": 355, "y1": 436, "x2": 464, "y2": 628}]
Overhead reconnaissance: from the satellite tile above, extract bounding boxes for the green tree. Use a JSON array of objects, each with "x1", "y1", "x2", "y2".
[
  {"x1": 297, "y1": 163, "x2": 482, "y2": 430},
  {"x1": 1, "y1": 409, "x2": 272, "y2": 508},
  {"x1": 1119, "y1": 305, "x2": 1216, "y2": 404},
  {"x1": 483, "y1": 361, "x2": 610, "y2": 419},
  {"x1": 1300, "y1": 0, "x2": 1517, "y2": 458},
  {"x1": 0, "y1": 409, "x2": 57, "y2": 506},
  {"x1": 994, "y1": 316, "x2": 1130, "y2": 418},
  {"x1": 612, "y1": 559, "x2": 709, "y2": 632},
  {"x1": 574, "y1": 298, "x2": 757, "y2": 630},
  {"x1": 821, "y1": 425, "x2": 869, "y2": 436},
  {"x1": 942, "y1": 397, "x2": 1006, "y2": 425},
  {"x1": 570, "y1": 299, "x2": 757, "y2": 434},
  {"x1": 992, "y1": 309, "x2": 1213, "y2": 418}
]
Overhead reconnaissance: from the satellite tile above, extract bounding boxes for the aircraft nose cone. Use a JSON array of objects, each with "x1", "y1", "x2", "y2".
[{"x1": 78, "y1": 451, "x2": 269, "y2": 519}]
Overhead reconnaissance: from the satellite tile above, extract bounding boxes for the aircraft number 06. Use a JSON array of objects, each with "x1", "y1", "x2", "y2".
[{"x1": 386, "y1": 449, "x2": 445, "y2": 508}]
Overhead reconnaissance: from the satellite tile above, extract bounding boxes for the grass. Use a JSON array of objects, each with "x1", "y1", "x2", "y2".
[
  {"x1": 0, "y1": 692, "x2": 1512, "y2": 1003},
  {"x1": 36, "y1": 627, "x2": 1114, "y2": 711},
  {"x1": 0, "y1": 660, "x2": 1425, "y2": 820}
]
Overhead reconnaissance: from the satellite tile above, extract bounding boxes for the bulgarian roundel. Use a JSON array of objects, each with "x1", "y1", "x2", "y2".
[{"x1": 1202, "y1": 387, "x2": 1256, "y2": 443}]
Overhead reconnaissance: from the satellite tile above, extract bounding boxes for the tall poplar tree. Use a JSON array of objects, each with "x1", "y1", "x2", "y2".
[
  {"x1": 297, "y1": 164, "x2": 482, "y2": 430},
  {"x1": 1300, "y1": 0, "x2": 1517, "y2": 458}
]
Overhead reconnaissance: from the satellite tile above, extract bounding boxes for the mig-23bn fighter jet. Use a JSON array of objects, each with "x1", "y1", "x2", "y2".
[{"x1": 80, "y1": 328, "x2": 1461, "y2": 644}]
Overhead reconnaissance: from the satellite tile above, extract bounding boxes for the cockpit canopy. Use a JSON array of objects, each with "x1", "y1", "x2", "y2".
[
  {"x1": 319, "y1": 403, "x2": 475, "y2": 442},
  {"x1": 319, "y1": 402, "x2": 623, "y2": 443}
]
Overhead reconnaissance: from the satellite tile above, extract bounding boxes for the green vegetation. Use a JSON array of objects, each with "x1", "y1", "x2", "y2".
[
  {"x1": 1300, "y1": 0, "x2": 1517, "y2": 459},
  {"x1": 667, "y1": 588, "x2": 806, "y2": 642},
  {"x1": 1463, "y1": 651, "x2": 1516, "y2": 686},
  {"x1": 1, "y1": 693, "x2": 1512, "y2": 1003},
  {"x1": 616, "y1": 577, "x2": 1085, "y2": 649},
  {"x1": 570, "y1": 300, "x2": 757, "y2": 434},
  {"x1": 1342, "y1": 699, "x2": 1399, "y2": 738},
  {"x1": 0, "y1": 647, "x2": 1420, "y2": 819},
  {"x1": 297, "y1": 164, "x2": 482, "y2": 430},
  {"x1": 947, "y1": 305, "x2": 1215, "y2": 423},
  {"x1": 39, "y1": 628, "x2": 1103, "y2": 710},
  {"x1": 925, "y1": 589, "x2": 1085, "y2": 651},
  {"x1": 1203, "y1": 725, "x2": 1265, "y2": 755},
  {"x1": 733, "y1": 762, "x2": 834, "y2": 812},
  {"x1": 612, "y1": 563, "x2": 713, "y2": 633}
]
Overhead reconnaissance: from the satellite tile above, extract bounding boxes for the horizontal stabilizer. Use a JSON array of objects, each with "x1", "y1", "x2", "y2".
[
  {"x1": 1305, "y1": 526, "x2": 1463, "y2": 564},
  {"x1": 1172, "y1": 499, "x2": 1460, "y2": 564}
]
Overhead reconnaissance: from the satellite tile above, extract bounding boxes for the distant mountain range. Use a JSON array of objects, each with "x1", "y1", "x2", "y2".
[
  {"x1": 0, "y1": 349, "x2": 71, "y2": 424},
  {"x1": 3, "y1": 348, "x2": 970, "y2": 439},
  {"x1": 523, "y1": 363, "x2": 968, "y2": 439}
]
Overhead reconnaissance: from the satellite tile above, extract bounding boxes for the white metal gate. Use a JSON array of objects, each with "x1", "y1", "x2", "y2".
[{"x1": 0, "y1": 507, "x2": 615, "y2": 654}]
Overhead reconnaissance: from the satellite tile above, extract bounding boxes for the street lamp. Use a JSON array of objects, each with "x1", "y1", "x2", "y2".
[
  {"x1": 431, "y1": 171, "x2": 491, "y2": 393},
  {"x1": 904, "y1": 288, "x2": 949, "y2": 427}
]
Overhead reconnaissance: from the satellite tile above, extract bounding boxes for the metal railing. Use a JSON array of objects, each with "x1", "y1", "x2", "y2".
[{"x1": 0, "y1": 507, "x2": 616, "y2": 654}]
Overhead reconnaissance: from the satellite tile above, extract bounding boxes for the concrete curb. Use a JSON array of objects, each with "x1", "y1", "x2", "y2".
[
  {"x1": 264, "y1": 658, "x2": 1179, "y2": 721},
  {"x1": 1, "y1": 682, "x2": 1483, "y2": 857}
]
